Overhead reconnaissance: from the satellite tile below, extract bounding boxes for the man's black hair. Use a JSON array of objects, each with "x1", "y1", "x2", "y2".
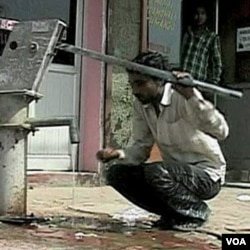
[{"x1": 126, "y1": 51, "x2": 172, "y2": 80}]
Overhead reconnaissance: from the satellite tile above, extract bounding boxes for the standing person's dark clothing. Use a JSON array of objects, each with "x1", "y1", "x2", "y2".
[
  {"x1": 181, "y1": 2, "x2": 223, "y2": 104},
  {"x1": 181, "y1": 26, "x2": 222, "y2": 85},
  {"x1": 181, "y1": 2, "x2": 223, "y2": 85}
]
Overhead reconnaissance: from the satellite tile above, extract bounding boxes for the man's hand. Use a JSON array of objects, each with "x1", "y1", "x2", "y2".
[
  {"x1": 96, "y1": 147, "x2": 120, "y2": 163},
  {"x1": 172, "y1": 71, "x2": 194, "y2": 100}
]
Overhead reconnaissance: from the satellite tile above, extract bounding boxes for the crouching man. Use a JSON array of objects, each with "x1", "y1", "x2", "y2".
[{"x1": 96, "y1": 51, "x2": 229, "y2": 231}]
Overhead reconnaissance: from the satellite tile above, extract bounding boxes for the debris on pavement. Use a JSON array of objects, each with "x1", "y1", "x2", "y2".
[
  {"x1": 236, "y1": 194, "x2": 250, "y2": 201},
  {"x1": 74, "y1": 231, "x2": 99, "y2": 239},
  {"x1": 112, "y1": 207, "x2": 159, "y2": 227}
]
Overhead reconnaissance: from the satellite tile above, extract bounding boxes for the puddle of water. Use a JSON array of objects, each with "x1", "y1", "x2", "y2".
[
  {"x1": 0, "y1": 216, "x2": 220, "y2": 250},
  {"x1": 45, "y1": 216, "x2": 220, "y2": 250}
]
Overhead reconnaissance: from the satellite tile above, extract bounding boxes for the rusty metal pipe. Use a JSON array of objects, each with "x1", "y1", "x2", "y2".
[
  {"x1": 26, "y1": 117, "x2": 80, "y2": 144},
  {"x1": 56, "y1": 43, "x2": 243, "y2": 99}
]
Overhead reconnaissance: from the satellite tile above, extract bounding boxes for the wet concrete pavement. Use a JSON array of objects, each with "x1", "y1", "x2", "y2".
[
  {"x1": 1, "y1": 176, "x2": 250, "y2": 249},
  {"x1": 0, "y1": 218, "x2": 219, "y2": 250}
]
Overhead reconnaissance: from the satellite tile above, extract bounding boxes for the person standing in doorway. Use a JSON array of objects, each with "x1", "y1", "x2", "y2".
[{"x1": 181, "y1": 1, "x2": 223, "y2": 89}]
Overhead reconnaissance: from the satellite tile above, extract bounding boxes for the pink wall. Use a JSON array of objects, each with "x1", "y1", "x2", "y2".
[{"x1": 79, "y1": 0, "x2": 106, "y2": 171}]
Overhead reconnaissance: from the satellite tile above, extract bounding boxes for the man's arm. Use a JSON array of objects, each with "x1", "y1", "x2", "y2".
[
  {"x1": 171, "y1": 72, "x2": 228, "y2": 141},
  {"x1": 96, "y1": 100, "x2": 155, "y2": 164},
  {"x1": 180, "y1": 88, "x2": 229, "y2": 140}
]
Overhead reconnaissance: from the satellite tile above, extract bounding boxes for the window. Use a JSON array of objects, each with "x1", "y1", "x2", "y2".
[{"x1": 0, "y1": 0, "x2": 77, "y2": 65}]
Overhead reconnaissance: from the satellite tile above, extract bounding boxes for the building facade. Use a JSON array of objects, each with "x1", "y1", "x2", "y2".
[{"x1": 1, "y1": 0, "x2": 250, "y2": 182}]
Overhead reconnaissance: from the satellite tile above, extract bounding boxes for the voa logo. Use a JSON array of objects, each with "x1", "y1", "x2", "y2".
[{"x1": 226, "y1": 237, "x2": 247, "y2": 246}]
